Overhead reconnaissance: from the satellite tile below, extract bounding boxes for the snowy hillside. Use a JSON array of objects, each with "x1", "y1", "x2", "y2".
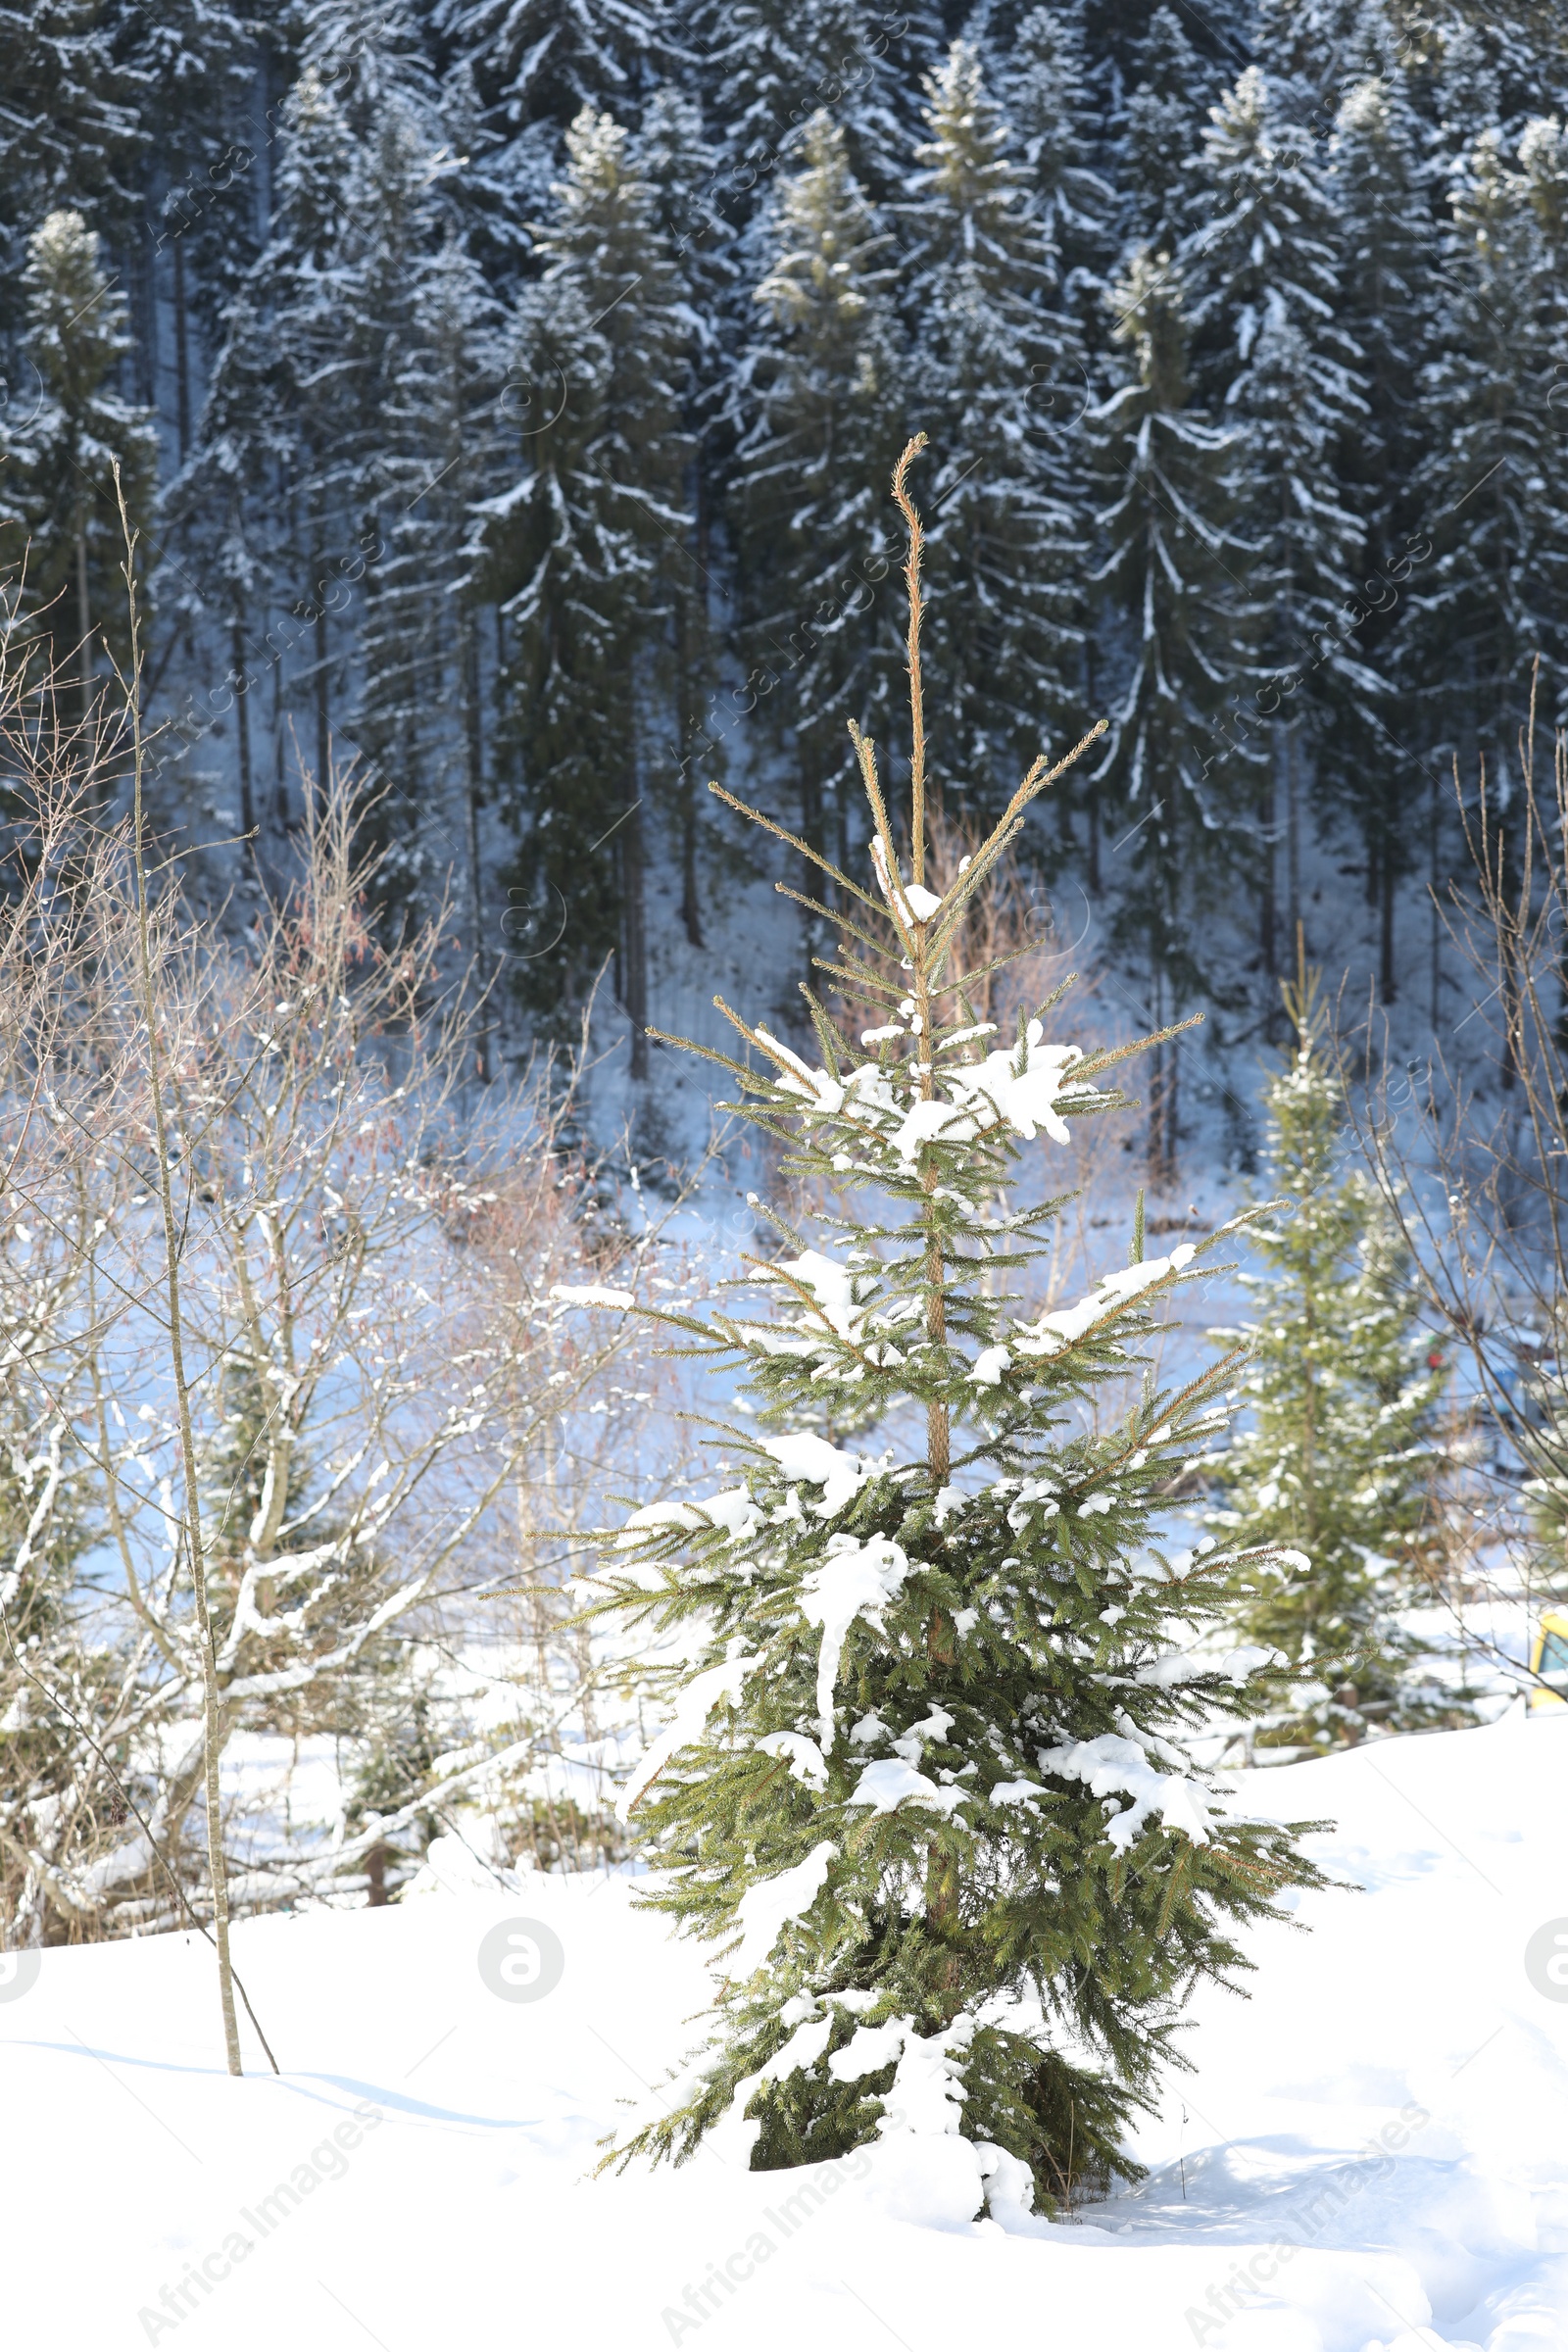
[{"x1": 3, "y1": 1710, "x2": 1561, "y2": 2352}]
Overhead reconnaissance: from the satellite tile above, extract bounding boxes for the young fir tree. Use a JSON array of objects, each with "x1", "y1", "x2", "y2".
[
  {"x1": 573, "y1": 439, "x2": 1327, "y2": 2210},
  {"x1": 1204, "y1": 968, "x2": 1457, "y2": 1754}
]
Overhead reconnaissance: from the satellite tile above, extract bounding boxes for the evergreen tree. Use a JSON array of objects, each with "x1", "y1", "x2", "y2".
[
  {"x1": 902, "y1": 42, "x2": 1085, "y2": 826},
  {"x1": 472, "y1": 105, "x2": 690, "y2": 1075},
  {"x1": 0, "y1": 0, "x2": 137, "y2": 339},
  {"x1": 1322, "y1": 46, "x2": 1442, "y2": 996},
  {"x1": 1204, "y1": 969, "x2": 1462, "y2": 1754},
  {"x1": 0, "y1": 211, "x2": 158, "y2": 711},
  {"x1": 577, "y1": 439, "x2": 1326, "y2": 2210},
  {"x1": 1178, "y1": 65, "x2": 1372, "y2": 998},
  {"x1": 997, "y1": 3, "x2": 1117, "y2": 325},
  {"x1": 1083, "y1": 247, "x2": 1256, "y2": 1180},
  {"x1": 730, "y1": 111, "x2": 906, "y2": 954},
  {"x1": 431, "y1": 0, "x2": 664, "y2": 146},
  {"x1": 683, "y1": 0, "x2": 941, "y2": 223},
  {"x1": 636, "y1": 84, "x2": 728, "y2": 951},
  {"x1": 1119, "y1": 6, "x2": 1220, "y2": 252},
  {"x1": 101, "y1": 0, "x2": 254, "y2": 447},
  {"x1": 1399, "y1": 115, "x2": 1568, "y2": 774}
]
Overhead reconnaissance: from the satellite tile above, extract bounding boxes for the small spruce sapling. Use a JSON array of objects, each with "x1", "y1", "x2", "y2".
[
  {"x1": 573, "y1": 440, "x2": 1327, "y2": 2214},
  {"x1": 1205, "y1": 964, "x2": 1460, "y2": 1753}
]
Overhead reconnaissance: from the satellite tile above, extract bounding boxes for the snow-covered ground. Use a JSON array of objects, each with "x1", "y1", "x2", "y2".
[{"x1": 3, "y1": 1710, "x2": 1562, "y2": 2352}]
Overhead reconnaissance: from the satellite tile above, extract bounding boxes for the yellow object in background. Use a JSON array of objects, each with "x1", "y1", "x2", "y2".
[{"x1": 1529, "y1": 1610, "x2": 1568, "y2": 1710}]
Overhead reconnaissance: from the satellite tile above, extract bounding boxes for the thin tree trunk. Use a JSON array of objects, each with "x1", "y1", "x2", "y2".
[
  {"x1": 314, "y1": 567, "x2": 329, "y2": 789},
  {"x1": 119, "y1": 475, "x2": 244, "y2": 2078},
  {"x1": 623, "y1": 790, "x2": 649, "y2": 1083},
  {"x1": 172, "y1": 233, "x2": 191, "y2": 464},
  {"x1": 1429, "y1": 761, "x2": 1441, "y2": 1033},
  {"x1": 1380, "y1": 814, "x2": 1396, "y2": 1004},
  {"x1": 1287, "y1": 721, "x2": 1301, "y2": 953},
  {"x1": 1261, "y1": 731, "x2": 1278, "y2": 1003},
  {"x1": 232, "y1": 609, "x2": 255, "y2": 841},
  {"x1": 75, "y1": 505, "x2": 93, "y2": 730},
  {"x1": 461, "y1": 608, "x2": 492, "y2": 1083},
  {"x1": 674, "y1": 573, "x2": 704, "y2": 950}
]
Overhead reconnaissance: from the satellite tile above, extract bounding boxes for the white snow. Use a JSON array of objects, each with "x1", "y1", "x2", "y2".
[
  {"x1": 728, "y1": 1841, "x2": 838, "y2": 1977},
  {"x1": 846, "y1": 1756, "x2": 968, "y2": 1815},
  {"x1": 798, "y1": 1532, "x2": 912, "y2": 1750},
  {"x1": 1036, "y1": 1731, "x2": 1219, "y2": 1849},
  {"x1": 760, "y1": 1431, "x2": 881, "y2": 1517},
  {"x1": 1014, "y1": 1243, "x2": 1200, "y2": 1357},
  {"x1": 1, "y1": 1713, "x2": 1564, "y2": 2350},
  {"x1": 615, "y1": 1641, "x2": 761, "y2": 1821}
]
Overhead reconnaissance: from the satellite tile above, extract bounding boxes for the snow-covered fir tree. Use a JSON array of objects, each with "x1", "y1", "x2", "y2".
[
  {"x1": 1177, "y1": 65, "x2": 1373, "y2": 990},
  {"x1": 1118, "y1": 6, "x2": 1220, "y2": 252},
  {"x1": 1321, "y1": 42, "x2": 1442, "y2": 990},
  {"x1": 731, "y1": 110, "x2": 906, "y2": 939},
  {"x1": 575, "y1": 439, "x2": 1327, "y2": 2211},
  {"x1": 995, "y1": 2, "x2": 1117, "y2": 326},
  {"x1": 1204, "y1": 968, "x2": 1460, "y2": 1754},
  {"x1": 0, "y1": 0, "x2": 137, "y2": 338},
  {"x1": 1401, "y1": 113, "x2": 1568, "y2": 766},
  {"x1": 0, "y1": 209, "x2": 157, "y2": 706},
  {"x1": 684, "y1": 0, "x2": 942, "y2": 222},
  {"x1": 471, "y1": 103, "x2": 691, "y2": 1072},
  {"x1": 1083, "y1": 246, "x2": 1255, "y2": 1180},
  {"x1": 902, "y1": 42, "x2": 1085, "y2": 825}
]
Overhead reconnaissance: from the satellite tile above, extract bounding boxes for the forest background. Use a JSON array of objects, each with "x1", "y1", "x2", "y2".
[{"x1": 6, "y1": 0, "x2": 1568, "y2": 1173}]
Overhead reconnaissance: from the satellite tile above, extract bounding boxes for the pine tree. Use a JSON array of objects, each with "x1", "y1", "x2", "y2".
[
  {"x1": 636, "y1": 84, "x2": 728, "y2": 952},
  {"x1": 472, "y1": 104, "x2": 691, "y2": 1074},
  {"x1": 902, "y1": 42, "x2": 1085, "y2": 826},
  {"x1": 1119, "y1": 6, "x2": 1220, "y2": 252},
  {"x1": 576, "y1": 439, "x2": 1326, "y2": 2211},
  {"x1": 0, "y1": 211, "x2": 158, "y2": 712},
  {"x1": 0, "y1": 0, "x2": 137, "y2": 340},
  {"x1": 1400, "y1": 115, "x2": 1568, "y2": 773},
  {"x1": 684, "y1": 0, "x2": 941, "y2": 222},
  {"x1": 1177, "y1": 65, "x2": 1372, "y2": 1000},
  {"x1": 730, "y1": 110, "x2": 906, "y2": 956},
  {"x1": 1204, "y1": 969, "x2": 1461, "y2": 1754},
  {"x1": 996, "y1": 3, "x2": 1117, "y2": 325},
  {"x1": 1321, "y1": 43, "x2": 1442, "y2": 998},
  {"x1": 1083, "y1": 247, "x2": 1257, "y2": 1181},
  {"x1": 431, "y1": 0, "x2": 665, "y2": 146}
]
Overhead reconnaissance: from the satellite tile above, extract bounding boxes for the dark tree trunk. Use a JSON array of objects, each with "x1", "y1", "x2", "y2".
[
  {"x1": 623, "y1": 792, "x2": 649, "y2": 1083},
  {"x1": 314, "y1": 572, "x2": 330, "y2": 789},
  {"x1": 461, "y1": 607, "x2": 492, "y2": 1083},
  {"x1": 231, "y1": 609, "x2": 255, "y2": 841},
  {"x1": 75, "y1": 506, "x2": 93, "y2": 729},
  {"x1": 172, "y1": 232, "x2": 191, "y2": 463},
  {"x1": 1380, "y1": 819, "x2": 1396, "y2": 1004}
]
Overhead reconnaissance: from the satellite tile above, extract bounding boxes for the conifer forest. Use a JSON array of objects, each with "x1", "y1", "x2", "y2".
[{"x1": 1, "y1": 5, "x2": 1567, "y2": 2344}]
